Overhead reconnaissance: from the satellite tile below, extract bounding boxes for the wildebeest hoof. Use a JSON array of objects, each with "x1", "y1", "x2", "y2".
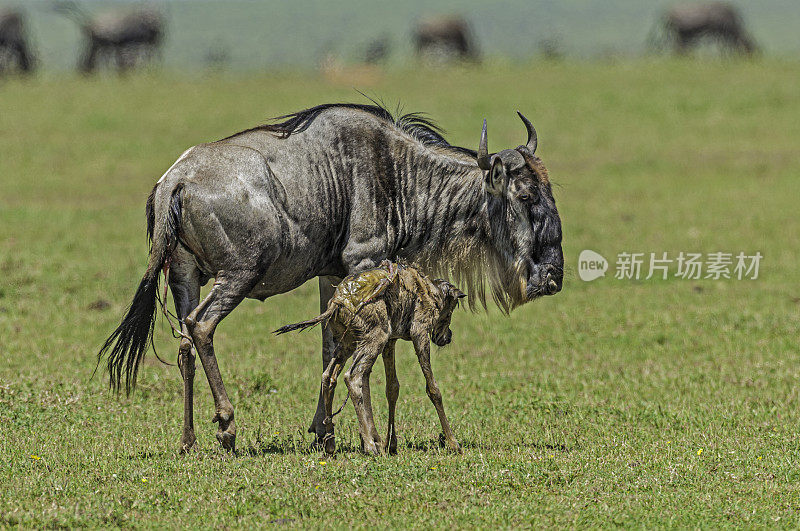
[
  {"x1": 386, "y1": 439, "x2": 398, "y2": 456},
  {"x1": 179, "y1": 433, "x2": 196, "y2": 455},
  {"x1": 213, "y1": 412, "x2": 236, "y2": 451},
  {"x1": 216, "y1": 430, "x2": 236, "y2": 452},
  {"x1": 309, "y1": 424, "x2": 329, "y2": 446},
  {"x1": 323, "y1": 434, "x2": 336, "y2": 455}
]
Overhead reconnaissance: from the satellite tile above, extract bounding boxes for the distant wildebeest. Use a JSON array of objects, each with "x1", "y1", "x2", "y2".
[
  {"x1": 0, "y1": 10, "x2": 34, "y2": 73},
  {"x1": 413, "y1": 15, "x2": 479, "y2": 63},
  {"x1": 53, "y1": 1, "x2": 164, "y2": 72},
  {"x1": 363, "y1": 35, "x2": 390, "y2": 64},
  {"x1": 97, "y1": 102, "x2": 563, "y2": 454},
  {"x1": 651, "y1": 2, "x2": 757, "y2": 55},
  {"x1": 276, "y1": 261, "x2": 465, "y2": 456}
]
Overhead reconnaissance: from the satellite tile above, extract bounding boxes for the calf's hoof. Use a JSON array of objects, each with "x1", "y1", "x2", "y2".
[
  {"x1": 439, "y1": 433, "x2": 462, "y2": 454},
  {"x1": 361, "y1": 438, "x2": 383, "y2": 456},
  {"x1": 448, "y1": 442, "x2": 463, "y2": 454}
]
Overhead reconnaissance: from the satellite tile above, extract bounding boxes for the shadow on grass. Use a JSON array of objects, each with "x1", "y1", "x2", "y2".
[
  {"x1": 241, "y1": 439, "x2": 363, "y2": 457},
  {"x1": 127, "y1": 450, "x2": 171, "y2": 460},
  {"x1": 124, "y1": 437, "x2": 576, "y2": 460},
  {"x1": 405, "y1": 436, "x2": 576, "y2": 453}
]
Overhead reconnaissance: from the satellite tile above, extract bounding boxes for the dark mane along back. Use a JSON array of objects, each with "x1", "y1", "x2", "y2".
[{"x1": 220, "y1": 102, "x2": 477, "y2": 159}]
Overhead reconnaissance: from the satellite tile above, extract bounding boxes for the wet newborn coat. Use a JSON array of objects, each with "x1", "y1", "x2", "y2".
[{"x1": 276, "y1": 261, "x2": 464, "y2": 455}]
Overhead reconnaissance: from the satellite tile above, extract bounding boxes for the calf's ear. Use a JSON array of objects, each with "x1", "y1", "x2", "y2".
[
  {"x1": 485, "y1": 157, "x2": 507, "y2": 196},
  {"x1": 447, "y1": 285, "x2": 466, "y2": 300}
]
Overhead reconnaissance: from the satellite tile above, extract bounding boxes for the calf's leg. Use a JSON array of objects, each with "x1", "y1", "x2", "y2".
[
  {"x1": 343, "y1": 330, "x2": 387, "y2": 455},
  {"x1": 412, "y1": 336, "x2": 461, "y2": 454}
]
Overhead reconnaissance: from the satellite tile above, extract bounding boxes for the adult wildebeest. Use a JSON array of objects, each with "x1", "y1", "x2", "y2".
[
  {"x1": 363, "y1": 35, "x2": 390, "y2": 65},
  {"x1": 651, "y1": 2, "x2": 757, "y2": 55},
  {"x1": 413, "y1": 15, "x2": 479, "y2": 63},
  {"x1": 0, "y1": 10, "x2": 34, "y2": 74},
  {"x1": 97, "y1": 103, "x2": 564, "y2": 453},
  {"x1": 53, "y1": 1, "x2": 164, "y2": 72}
]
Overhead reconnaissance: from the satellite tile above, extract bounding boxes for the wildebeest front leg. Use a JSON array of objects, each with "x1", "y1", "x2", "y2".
[
  {"x1": 382, "y1": 340, "x2": 399, "y2": 455},
  {"x1": 412, "y1": 335, "x2": 461, "y2": 454},
  {"x1": 185, "y1": 270, "x2": 260, "y2": 452},
  {"x1": 310, "y1": 276, "x2": 339, "y2": 443},
  {"x1": 344, "y1": 330, "x2": 387, "y2": 455}
]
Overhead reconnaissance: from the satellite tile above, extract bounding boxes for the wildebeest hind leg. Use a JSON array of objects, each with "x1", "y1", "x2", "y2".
[
  {"x1": 184, "y1": 269, "x2": 261, "y2": 452},
  {"x1": 169, "y1": 252, "x2": 201, "y2": 453},
  {"x1": 321, "y1": 356, "x2": 346, "y2": 455},
  {"x1": 382, "y1": 340, "x2": 399, "y2": 455}
]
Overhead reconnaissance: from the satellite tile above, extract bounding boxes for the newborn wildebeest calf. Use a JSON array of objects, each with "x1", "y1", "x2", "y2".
[{"x1": 276, "y1": 261, "x2": 465, "y2": 455}]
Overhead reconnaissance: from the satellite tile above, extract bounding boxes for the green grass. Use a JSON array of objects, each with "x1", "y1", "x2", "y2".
[{"x1": 2, "y1": 59, "x2": 800, "y2": 527}]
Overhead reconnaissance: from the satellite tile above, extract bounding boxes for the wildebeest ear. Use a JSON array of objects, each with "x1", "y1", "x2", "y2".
[{"x1": 485, "y1": 157, "x2": 507, "y2": 196}]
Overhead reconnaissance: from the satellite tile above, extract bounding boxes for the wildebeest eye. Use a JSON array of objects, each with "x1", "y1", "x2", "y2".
[{"x1": 519, "y1": 193, "x2": 530, "y2": 201}]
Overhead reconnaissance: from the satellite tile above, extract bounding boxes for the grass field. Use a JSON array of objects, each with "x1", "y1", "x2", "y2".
[{"x1": 2, "y1": 59, "x2": 800, "y2": 527}]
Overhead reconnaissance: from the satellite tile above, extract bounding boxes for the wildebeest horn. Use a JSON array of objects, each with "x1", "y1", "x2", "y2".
[
  {"x1": 477, "y1": 119, "x2": 491, "y2": 170},
  {"x1": 516, "y1": 111, "x2": 537, "y2": 154}
]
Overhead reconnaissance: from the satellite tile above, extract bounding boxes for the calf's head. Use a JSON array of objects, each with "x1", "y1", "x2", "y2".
[
  {"x1": 430, "y1": 279, "x2": 466, "y2": 347},
  {"x1": 477, "y1": 113, "x2": 564, "y2": 309}
]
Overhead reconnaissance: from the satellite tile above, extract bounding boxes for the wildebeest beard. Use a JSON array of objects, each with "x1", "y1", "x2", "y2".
[{"x1": 408, "y1": 191, "x2": 533, "y2": 314}]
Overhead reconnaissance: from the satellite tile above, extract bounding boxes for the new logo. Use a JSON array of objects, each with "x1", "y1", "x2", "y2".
[{"x1": 578, "y1": 249, "x2": 608, "y2": 281}]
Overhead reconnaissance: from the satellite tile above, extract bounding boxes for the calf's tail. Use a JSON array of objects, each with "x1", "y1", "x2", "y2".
[
  {"x1": 96, "y1": 185, "x2": 183, "y2": 395},
  {"x1": 274, "y1": 307, "x2": 336, "y2": 335}
]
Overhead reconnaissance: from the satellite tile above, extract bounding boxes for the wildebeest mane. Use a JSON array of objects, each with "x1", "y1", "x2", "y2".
[{"x1": 222, "y1": 102, "x2": 477, "y2": 159}]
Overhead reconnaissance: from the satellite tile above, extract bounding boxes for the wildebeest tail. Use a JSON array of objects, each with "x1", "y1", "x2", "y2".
[
  {"x1": 274, "y1": 306, "x2": 336, "y2": 335},
  {"x1": 96, "y1": 185, "x2": 184, "y2": 395}
]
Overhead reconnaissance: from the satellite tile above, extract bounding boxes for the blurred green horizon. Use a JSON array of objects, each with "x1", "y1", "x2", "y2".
[{"x1": 3, "y1": 0, "x2": 800, "y2": 71}]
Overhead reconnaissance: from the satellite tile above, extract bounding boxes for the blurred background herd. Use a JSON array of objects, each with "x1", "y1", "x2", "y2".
[{"x1": 1, "y1": 0, "x2": 799, "y2": 75}]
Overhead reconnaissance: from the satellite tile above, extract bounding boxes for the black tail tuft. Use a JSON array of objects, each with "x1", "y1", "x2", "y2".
[
  {"x1": 96, "y1": 186, "x2": 183, "y2": 395},
  {"x1": 273, "y1": 320, "x2": 319, "y2": 335},
  {"x1": 273, "y1": 308, "x2": 334, "y2": 335},
  {"x1": 97, "y1": 274, "x2": 161, "y2": 395}
]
